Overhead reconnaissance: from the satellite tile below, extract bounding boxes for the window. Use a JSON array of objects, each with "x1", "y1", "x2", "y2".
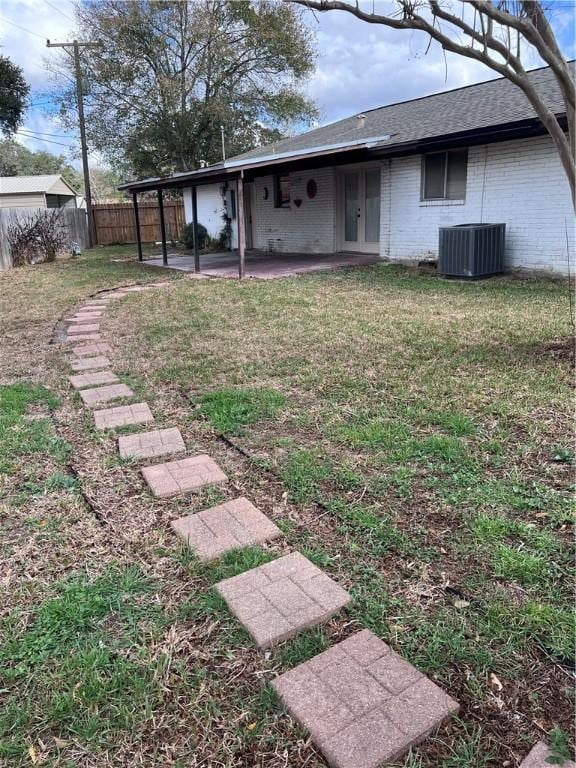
[
  {"x1": 274, "y1": 174, "x2": 290, "y2": 208},
  {"x1": 421, "y1": 150, "x2": 468, "y2": 200}
]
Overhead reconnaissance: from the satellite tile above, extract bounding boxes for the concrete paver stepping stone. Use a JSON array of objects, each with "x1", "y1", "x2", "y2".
[
  {"x1": 65, "y1": 333, "x2": 102, "y2": 342},
  {"x1": 69, "y1": 371, "x2": 119, "y2": 389},
  {"x1": 142, "y1": 454, "x2": 227, "y2": 498},
  {"x1": 67, "y1": 312, "x2": 104, "y2": 321},
  {"x1": 272, "y1": 629, "x2": 459, "y2": 768},
  {"x1": 520, "y1": 742, "x2": 575, "y2": 768},
  {"x1": 67, "y1": 323, "x2": 100, "y2": 334},
  {"x1": 94, "y1": 402, "x2": 154, "y2": 429},
  {"x1": 118, "y1": 427, "x2": 185, "y2": 459},
  {"x1": 172, "y1": 496, "x2": 282, "y2": 562},
  {"x1": 79, "y1": 383, "x2": 133, "y2": 407},
  {"x1": 72, "y1": 343, "x2": 111, "y2": 356},
  {"x1": 216, "y1": 551, "x2": 350, "y2": 648},
  {"x1": 70, "y1": 355, "x2": 111, "y2": 371}
]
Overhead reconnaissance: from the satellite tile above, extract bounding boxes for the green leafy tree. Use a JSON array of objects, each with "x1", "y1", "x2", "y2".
[
  {"x1": 0, "y1": 139, "x2": 80, "y2": 189},
  {"x1": 53, "y1": 0, "x2": 318, "y2": 178},
  {"x1": 0, "y1": 54, "x2": 29, "y2": 136}
]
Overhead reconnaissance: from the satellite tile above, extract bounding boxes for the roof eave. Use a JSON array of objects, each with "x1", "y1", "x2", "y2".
[{"x1": 118, "y1": 113, "x2": 566, "y2": 192}]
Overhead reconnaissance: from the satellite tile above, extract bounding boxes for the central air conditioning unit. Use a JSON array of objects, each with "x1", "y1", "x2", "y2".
[{"x1": 438, "y1": 223, "x2": 506, "y2": 278}]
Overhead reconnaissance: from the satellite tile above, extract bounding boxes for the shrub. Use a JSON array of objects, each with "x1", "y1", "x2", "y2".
[
  {"x1": 180, "y1": 222, "x2": 208, "y2": 250},
  {"x1": 7, "y1": 210, "x2": 67, "y2": 266}
]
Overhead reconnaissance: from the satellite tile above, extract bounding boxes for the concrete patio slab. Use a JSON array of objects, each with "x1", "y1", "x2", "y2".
[
  {"x1": 70, "y1": 355, "x2": 111, "y2": 371},
  {"x1": 143, "y1": 251, "x2": 383, "y2": 280},
  {"x1": 118, "y1": 427, "x2": 185, "y2": 459},
  {"x1": 94, "y1": 402, "x2": 154, "y2": 429},
  {"x1": 72, "y1": 343, "x2": 111, "y2": 356},
  {"x1": 520, "y1": 742, "x2": 575, "y2": 768},
  {"x1": 79, "y1": 383, "x2": 133, "y2": 407},
  {"x1": 272, "y1": 629, "x2": 459, "y2": 768},
  {"x1": 216, "y1": 551, "x2": 350, "y2": 648},
  {"x1": 171, "y1": 496, "x2": 282, "y2": 561},
  {"x1": 69, "y1": 371, "x2": 119, "y2": 389},
  {"x1": 142, "y1": 454, "x2": 227, "y2": 498}
]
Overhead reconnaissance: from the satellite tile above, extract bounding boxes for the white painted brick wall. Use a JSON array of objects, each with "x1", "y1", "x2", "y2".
[
  {"x1": 384, "y1": 136, "x2": 574, "y2": 275},
  {"x1": 252, "y1": 169, "x2": 336, "y2": 253},
  {"x1": 184, "y1": 135, "x2": 573, "y2": 274},
  {"x1": 183, "y1": 183, "x2": 238, "y2": 248}
]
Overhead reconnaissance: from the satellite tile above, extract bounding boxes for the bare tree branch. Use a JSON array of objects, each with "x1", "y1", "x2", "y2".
[{"x1": 290, "y1": 0, "x2": 575, "y2": 207}]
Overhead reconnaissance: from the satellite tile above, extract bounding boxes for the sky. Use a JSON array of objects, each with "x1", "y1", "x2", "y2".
[{"x1": 1, "y1": 0, "x2": 575, "y2": 168}]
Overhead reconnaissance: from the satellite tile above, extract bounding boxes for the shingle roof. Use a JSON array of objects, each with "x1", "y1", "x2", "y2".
[
  {"x1": 0, "y1": 175, "x2": 75, "y2": 195},
  {"x1": 230, "y1": 63, "x2": 572, "y2": 164}
]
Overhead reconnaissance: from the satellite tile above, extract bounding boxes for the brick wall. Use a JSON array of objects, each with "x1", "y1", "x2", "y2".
[
  {"x1": 186, "y1": 134, "x2": 573, "y2": 275},
  {"x1": 383, "y1": 135, "x2": 574, "y2": 275},
  {"x1": 252, "y1": 168, "x2": 336, "y2": 253}
]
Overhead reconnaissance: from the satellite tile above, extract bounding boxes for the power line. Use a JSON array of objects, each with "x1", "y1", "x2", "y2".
[
  {"x1": 0, "y1": 16, "x2": 46, "y2": 40},
  {"x1": 18, "y1": 127, "x2": 71, "y2": 137},
  {"x1": 45, "y1": 0, "x2": 75, "y2": 24},
  {"x1": 17, "y1": 131, "x2": 74, "y2": 147}
]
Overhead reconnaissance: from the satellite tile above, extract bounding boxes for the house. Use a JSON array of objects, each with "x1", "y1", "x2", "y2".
[
  {"x1": 119, "y1": 63, "x2": 574, "y2": 277},
  {"x1": 0, "y1": 175, "x2": 79, "y2": 210}
]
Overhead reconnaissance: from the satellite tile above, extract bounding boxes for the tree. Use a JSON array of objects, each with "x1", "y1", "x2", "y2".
[
  {"x1": 291, "y1": 0, "x2": 575, "y2": 207},
  {"x1": 0, "y1": 139, "x2": 124, "y2": 200},
  {"x1": 53, "y1": 0, "x2": 318, "y2": 178},
  {"x1": 0, "y1": 139, "x2": 80, "y2": 189},
  {"x1": 0, "y1": 54, "x2": 29, "y2": 136}
]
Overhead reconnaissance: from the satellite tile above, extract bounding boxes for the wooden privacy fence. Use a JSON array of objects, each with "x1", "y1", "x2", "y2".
[
  {"x1": 93, "y1": 201, "x2": 185, "y2": 245},
  {"x1": 0, "y1": 207, "x2": 88, "y2": 270}
]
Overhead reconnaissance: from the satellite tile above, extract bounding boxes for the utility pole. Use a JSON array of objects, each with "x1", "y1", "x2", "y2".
[{"x1": 47, "y1": 39, "x2": 100, "y2": 248}]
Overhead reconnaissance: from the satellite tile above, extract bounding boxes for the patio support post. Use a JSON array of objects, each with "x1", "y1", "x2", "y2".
[
  {"x1": 132, "y1": 192, "x2": 143, "y2": 262},
  {"x1": 237, "y1": 171, "x2": 246, "y2": 280},
  {"x1": 192, "y1": 185, "x2": 200, "y2": 273},
  {"x1": 157, "y1": 188, "x2": 168, "y2": 266}
]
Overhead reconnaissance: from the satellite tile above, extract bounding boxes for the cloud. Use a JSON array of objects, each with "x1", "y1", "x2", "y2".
[
  {"x1": 301, "y1": 5, "x2": 567, "y2": 125},
  {"x1": 1, "y1": 0, "x2": 574, "y2": 163}
]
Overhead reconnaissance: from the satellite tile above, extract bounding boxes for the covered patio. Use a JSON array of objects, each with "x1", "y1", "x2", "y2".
[
  {"x1": 142, "y1": 250, "x2": 382, "y2": 279},
  {"x1": 117, "y1": 136, "x2": 394, "y2": 281}
]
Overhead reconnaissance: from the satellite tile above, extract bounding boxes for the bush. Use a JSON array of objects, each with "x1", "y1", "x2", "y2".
[
  {"x1": 180, "y1": 222, "x2": 208, "y2": 251},
  {"x1": 7, "y1": 210, "x2": 67, "y2": 267}
]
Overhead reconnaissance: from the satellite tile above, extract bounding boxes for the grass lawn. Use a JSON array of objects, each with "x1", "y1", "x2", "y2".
[{"x1": 0, "y1": 246, "x2": 573, "y2": 767}]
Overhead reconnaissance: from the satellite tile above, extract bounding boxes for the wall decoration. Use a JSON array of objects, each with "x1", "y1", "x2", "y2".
[
  {"x1": 263, "y1": 186, "x2": 269, "y2": 200},
  {"x1": 294, "y1": 199, "x2": 302, "y2": 208},
  {"x1": 306, "y1": 179, "x2": 317, "y2": 199}
]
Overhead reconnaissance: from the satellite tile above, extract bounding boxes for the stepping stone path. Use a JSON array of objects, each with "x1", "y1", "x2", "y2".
[
  {"x1": 118, "y1": 427, "x2": 185, "y2": 459},
  {"x1": 66, "y1": 333, "x2": 101, "y2": 342},
  {"x1": 94, "y1": 402, "x2": 154, "y2": 429},
  {"x1": 142, "y1": 454, "x2": 227, "y2": 497},
  {"x1": 60, "y1": 283, "x2": 468, "y2": 767},
  {"x1": 67, "y1": 313, "x2": 104, "y2": 322},
  {"x1": 72, "y1": 343, "x2": 111, "y2": 356},
  {"x1": 172, "y1": 496, "x2": 281, "y2": 562},
  {"x1": 520, "y1": 742, "x2": 575, "y2": 768},
  {"x1": 67, "y1": 323, "x2": 100, "y2": 334},
  {"x1": 272, "y1": 629, "x2": 459, "y2": 768},
  {"x1": 69, "y1": 370, "x2": 119, "y2": 389},
  {"x1": 216, "y1": 552, "x2": 351, "y2": 648},
  {"x1": 70, "y1": 355, "x2": 111, "y2": 371},
  {"x1": 79, "y1": 382, "x2": 133, "y2": 407}
]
